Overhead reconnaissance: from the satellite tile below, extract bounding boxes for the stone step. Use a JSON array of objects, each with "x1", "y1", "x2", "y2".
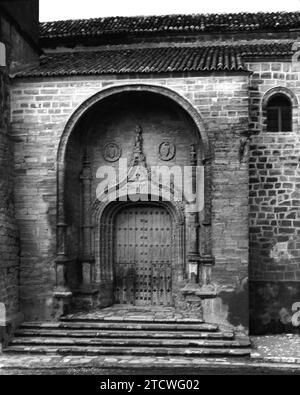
[
  {"x1": 4, "y1": 345, "x2": 251, "y2": 357},
  {"x1": 20, "y1": 321, "x2": 219, "y2": 332},
  {"x1": 10, "y1": 337, "x2": 250, "y2": 348},
  {"x1": 15, "y1": 329, "x2": 235, "y2": 340},
  {"x1": 60, "y1": 315, "x2": 204, "y2": 324}
]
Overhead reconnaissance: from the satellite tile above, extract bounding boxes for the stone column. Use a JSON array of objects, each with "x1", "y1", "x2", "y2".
[
  {"x1": 80, "y1": 151, "x2": 95, "y2": 291},
  {"x1": 55, "y1": 222, "x2": 72, "y2": 295},
  {"x1": 180, "y1": 151, "x2": 216, "y2": 311},
  {"x1": 199, "y1": 158, "x2": 215, "y2": 295},
  {"x1": 199, "y1": 157, "x2": 215, "y2": 291},
  {"x1": 187, "y1": 144, "x2": 201, "y2": 283},
  {"x1": 54, "y1": 160, "x2": 72, "y2": 317}
]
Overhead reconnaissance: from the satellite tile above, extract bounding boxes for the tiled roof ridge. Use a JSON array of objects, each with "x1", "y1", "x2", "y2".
[
  {"x1": 40, "y1": 11, "x2": 300, "y2": 26},
  {"x1": 13, "y1": 41, "x2": 293, "y2": 78},
  {"x1": 43, "y1": 40, "x2": 294, "y2": 52},
  {"x1": 43, "y1": 39, "x2": 295, "y2": 53},
  {"x1": 40, "y1": 11, "x2": 300, "y2": 40}
]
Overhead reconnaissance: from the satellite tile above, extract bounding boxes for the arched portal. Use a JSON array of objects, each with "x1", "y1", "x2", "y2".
[
  {"x1": 114, "y1": 203, "x2": 173, "y2": 306},
  {"x1": 55, "y1": 83, "x2": 213, "y2": 311},
  {"x1": 94, "y1": 198, "x2": 185, "y2": 307}
]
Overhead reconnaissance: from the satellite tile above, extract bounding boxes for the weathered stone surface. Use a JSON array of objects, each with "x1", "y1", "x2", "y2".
[
  {"x1": 0, "y1": 352, "x2": 299, "y2": 375},
  {"x1": 0, "y1": 61, "x2": 19, "y2": 328},
  {"x1": 2, "y1": 7, "x2": 300, "y2": 339},
  {"x1": 3, "y1": 306, "x2": 250, "y2": 358},
  {"x1": 10, "y1": 75, "x2": 249, "y2": 329},
  {"x1": 0, "y1": 5, "x2": 40, "y2": 346},
  {"x1": 247, "y1": 61, "x2": 300, "y2": 333}
]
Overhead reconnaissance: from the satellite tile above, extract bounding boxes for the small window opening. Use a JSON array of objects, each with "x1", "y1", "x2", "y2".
[{"x1": 266, "y1": 94, "x2": 292, "y2": 132}]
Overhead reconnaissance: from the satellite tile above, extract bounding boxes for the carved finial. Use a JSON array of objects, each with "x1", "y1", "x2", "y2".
[
  {"x1": 128, "y1": 125, "x2": 149, "y2": 183},
  {"x1": 131, "y1": 125, "x2": 146, "y2": 168},
  {"x1": 135, "y1": 125, "x2": 142, "y2": 145}
]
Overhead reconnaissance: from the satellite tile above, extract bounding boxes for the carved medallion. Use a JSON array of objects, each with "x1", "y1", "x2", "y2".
[
  {"x1": 103, "y1": 142, "x2": 122, "y2": 162},
  {"x1": 159, "y1": 141, "x2": 176, "y2": 161}
]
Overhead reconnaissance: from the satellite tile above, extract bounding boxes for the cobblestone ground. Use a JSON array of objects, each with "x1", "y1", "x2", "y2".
[
  {"x1": 0, "y1": 335, "x2": 300, "y2": 375},
  {"x1": 0, "y1": 355, "x2": 300, "y2": 375},
  {"x1": 251, "y1": 335, "x2": 300, "y2": 364}
]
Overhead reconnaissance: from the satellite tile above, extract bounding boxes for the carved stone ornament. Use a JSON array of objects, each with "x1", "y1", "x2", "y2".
[
  {"x1": 103, "y1": 142, "x2": 122, "y2": 162},
  {"x1": 159, "y1": 141, "x2": 176, "y2": 161},
  {"x1": 239, "y1": 136, "x2": 250, "y2": 164},
  {"x1": 128, "y1": 125, "x2": 150, "y2": 183},
  {"x1": 174, "y1": 294, "x2": 204, "y2": 320},
  {"x1": 130, "y1": 125, "x2": 147, "y2": 168}
]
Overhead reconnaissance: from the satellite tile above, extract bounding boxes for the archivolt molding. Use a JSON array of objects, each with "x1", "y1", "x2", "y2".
[
  {"x1": 261, "y1": 86, "x2": 298, "y2": 110},
  {"x1": 93, "y1": 200, "x2": 186, "y2": 287},
  {"x1": 57, "y1": 83, "x2": 211, "y2": 227},
  {"x1": 56, "y1": 83, "x2": 213, "y2": 284}
]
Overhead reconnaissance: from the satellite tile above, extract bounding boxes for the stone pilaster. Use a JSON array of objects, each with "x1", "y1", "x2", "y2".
[
  {"x1": 80, "y1": 151, "x2": 95, "y2": 291},
  {"x1": 55, "y1": 222, "x2": 72, "y2": 295},
  {"x1": 187, "y1": 144, "x2": 201, "y2": 282}
]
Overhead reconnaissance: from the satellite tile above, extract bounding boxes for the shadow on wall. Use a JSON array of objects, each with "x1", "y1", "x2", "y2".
[
  {"x1": 219, "y1": 278, "x2": 249, "y2": 330},
  {"x1": 250, "y1": 281, "x2": 300, "y2": 335}
]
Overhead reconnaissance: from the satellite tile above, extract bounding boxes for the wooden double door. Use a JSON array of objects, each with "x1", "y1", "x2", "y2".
[{"x1": 114, "y1": 204, "x2": 173, "y2": 306}]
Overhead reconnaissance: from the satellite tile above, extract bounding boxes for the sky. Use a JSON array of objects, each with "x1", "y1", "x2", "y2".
[{"x1": 39, "y1": 0, "x2": 300, "y2": 21}]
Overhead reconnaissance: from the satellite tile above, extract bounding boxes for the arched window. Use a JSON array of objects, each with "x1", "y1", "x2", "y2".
[{"x1": 266, "y1": 94, "x2": 292, "y2": 132}]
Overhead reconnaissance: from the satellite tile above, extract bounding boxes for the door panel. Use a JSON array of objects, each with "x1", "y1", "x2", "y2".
[{"x1": 114, "y1": 205, "x2": 173, "y2": 306}]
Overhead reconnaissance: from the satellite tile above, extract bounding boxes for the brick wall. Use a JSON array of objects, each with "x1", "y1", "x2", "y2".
[
  {"x1": 248, "y1": 61, "x2": 300, "y2": 334},
  {"x1": 11, "y1": 74, "x2": 249, "y2": 329}
]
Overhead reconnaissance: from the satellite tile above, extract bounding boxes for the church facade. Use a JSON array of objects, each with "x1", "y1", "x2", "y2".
[{"x1": 1, "y1": 1, "x2": 300, "y2": 349}]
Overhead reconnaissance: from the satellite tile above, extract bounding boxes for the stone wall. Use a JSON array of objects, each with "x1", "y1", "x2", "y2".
[
  {"x1": 0, "y1": 9, "x2": 38, "y2": 73},
  {"x1": 0, "y1": 0, "x2": 39, "y2": 46},
  {"x1": 248, "y1": 61, "x2": 300, "y2": 334},
  {"x1": 0, "y1": 68, "x2": 20, "y2": 344},
  {"x1": 0, "y1": 8, "x2": 39, "y2": 345},
  {"x1": 10, "y1": 74, "x2": 250, "y2": 330}
]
